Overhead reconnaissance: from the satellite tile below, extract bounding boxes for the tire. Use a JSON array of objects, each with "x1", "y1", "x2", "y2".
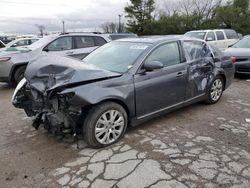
[
  {"x1": 83, "y1": 102, "x2": 128, "y2": 148},
  {"x1": 14, "y1": 66, "x2": 26, "y2": 84},
  {"x1": 205, "y1": 76, "x2": 224, "y2": 104}
]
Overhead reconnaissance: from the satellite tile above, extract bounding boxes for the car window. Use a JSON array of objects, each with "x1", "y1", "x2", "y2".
[
  {"x1": 182, "y1": 41, "x2": 211, "y2": 60},
  {"x1": 216, "y1": 31, "x2": 225, "y2": 40},
  {"x1": 47, "y1": 37, "x2": 73, "y2": 51},
  {"x1": 84, "y1": 42, "x2": 149, "y2": 73},
  {"x1": 224, "y1": 30, "x2": 238, "y2": 39},
  {"x1": 74, "y1": 36, "x2": 95, "y2": 49},
  {"x1": 232, "y1": 37, "x2": 250, "y2": 48},
  {"x1": 30, "y1": 39, "x2": 38, "y2": 44},
  {"x1": 184, "y1": 32, "x2": 206, "y2": 40},
  {"x1": 94, "y1": 36, "x2": 107, "y2": 46},
  {"x1": 206, "y1": 32, "x2": 216, "y2": 41},
  {"x1": 13, "y1": 40, "x2": 29, "y2": 47},
  {"x1": 145, "y1": 42, "x2": 180, "y2": 67}
]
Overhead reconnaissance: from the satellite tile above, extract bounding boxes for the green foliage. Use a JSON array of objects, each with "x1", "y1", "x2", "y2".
[
  {"x1": 125, "y1": 0, "x2": 250, "y2": 35},
  {"x1": 233, "y1": 0, "x2": 249, "y2": 10},
  {"x1": 215, "y1": 2, "x2": 250, "y2": 34},
  {"x1": 124, "y1": 0, "x2": 155, "y2": 35}
]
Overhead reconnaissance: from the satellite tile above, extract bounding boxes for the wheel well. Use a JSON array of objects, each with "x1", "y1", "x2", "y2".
[
  {"x1": 218, "y1": 74, "x2": 226, "y2": 90},
  {"x1": 10, "y1": 64, "x2": 27, "y2": 82},
  {"x1": 78, "y1": 99, "x2": 131, "y2": 130},
  {"x1": 97, "y1": 99, "x2": 130, "y2": 118}
]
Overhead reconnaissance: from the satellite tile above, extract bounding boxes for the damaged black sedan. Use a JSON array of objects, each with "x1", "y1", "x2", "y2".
[{"x1": 12, "y1": 37, "x2": 235, "y2": 148}]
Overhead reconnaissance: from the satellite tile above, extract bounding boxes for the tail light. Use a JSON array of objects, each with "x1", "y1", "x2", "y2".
[
  {"x1": 0, "y1": 57, "x2": 11, "y2": 62},
  {"x1": 230, "y1": 56, "x2": 236, "y2": 64}
]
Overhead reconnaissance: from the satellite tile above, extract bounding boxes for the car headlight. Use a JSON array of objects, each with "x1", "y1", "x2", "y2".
[{"x1": 11, "y1": 78, "x2": 27, "y2": 102}]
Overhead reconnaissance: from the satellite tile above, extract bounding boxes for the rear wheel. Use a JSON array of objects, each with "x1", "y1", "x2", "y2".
[
  {"x1": 83, "y1": 102, "x2": 127, "y2": 148},
  {"x1": 14, "y1": 66, "x2": 26, "y2": 84},
  {"x1": 205, "y1": 76, "x2": 224, "y2": 104}
]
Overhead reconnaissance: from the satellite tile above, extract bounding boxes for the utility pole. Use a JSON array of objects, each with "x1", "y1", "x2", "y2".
[
  {"x1": 62, "y1": 21, "x2": 65, "y2": 34},
  {"x1": 118, "y1": 14, "x2": 122, "y2": 33}
]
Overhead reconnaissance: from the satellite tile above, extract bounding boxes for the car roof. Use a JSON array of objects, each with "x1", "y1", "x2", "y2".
[
  {"x1": 186, "y1": 29, "x2": 235, "y2": 33},
  {"x1": 60, "y1": 32, "x2": 108, "y2": 37},
  {"x1": 115, "y1": 35, "x2": 202, "y2": 44}
]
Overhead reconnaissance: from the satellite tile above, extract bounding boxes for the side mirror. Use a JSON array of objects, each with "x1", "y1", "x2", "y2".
[
  {"x1": 43, "y1": 47, "x2": 49, "y2": 52},
  {"x1": 206, "y1": 37, "x2": 213, "y2": 41},
  {"x1": 144, "y1": 61, "x2": 164, "y2": 72}
]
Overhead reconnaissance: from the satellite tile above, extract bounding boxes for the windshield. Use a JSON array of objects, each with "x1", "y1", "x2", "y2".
[
  {"x1": 185, "y1": 32, "x2": 206, "y2": 40},
  {"x1": 232, "y1": 37, "x2": 250, "y2": 48},
  {"x1": 28, "y1": 35, "x2": 57, "y2": 50},
  {"x1": 84, "y1": 42, "x2": 149, "y2": 73}
]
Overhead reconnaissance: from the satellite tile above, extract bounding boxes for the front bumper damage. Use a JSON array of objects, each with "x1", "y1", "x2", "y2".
[{"x1": 12, "y1": 80, "x2": 82, "y2": 136}]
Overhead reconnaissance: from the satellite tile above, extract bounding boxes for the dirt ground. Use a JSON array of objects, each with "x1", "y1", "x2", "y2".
[{"x1": 0, "y1": 77, "x2": 250, "y2": 188}]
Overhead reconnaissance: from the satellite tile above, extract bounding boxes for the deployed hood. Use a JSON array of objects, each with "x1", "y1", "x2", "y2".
[
  {"x1": 225, "y1": 48, "x2": 250, "y2": 57},
  {"x1": 25, "y1": 55, "x2": 121, "y2": 93}
]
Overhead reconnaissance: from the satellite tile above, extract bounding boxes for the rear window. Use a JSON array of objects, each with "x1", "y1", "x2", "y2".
[
  {"x1": 224, "y1": 30, "x2": 239, "y2": 39},
  {"x1": 94, "y1": 36, "x2": 107, "y2": 46},
  {"x1": 74, "y1": 36, "x2": 95, "y2": 49},
  {"x1": 216, "y1": 31, "x2": 225, "y2": 40}
]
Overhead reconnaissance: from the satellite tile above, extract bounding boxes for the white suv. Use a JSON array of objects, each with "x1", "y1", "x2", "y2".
[{"x1": 184, "y1": 29, "x2": 239, "y2": 49}]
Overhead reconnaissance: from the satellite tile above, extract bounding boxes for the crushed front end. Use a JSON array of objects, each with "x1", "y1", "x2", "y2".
[{"x1": 12, "y1": 78, "x2": 82, "y2": 136}]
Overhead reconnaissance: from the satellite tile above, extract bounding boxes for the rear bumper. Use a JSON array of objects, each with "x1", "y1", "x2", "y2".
[{"x1": 235, "y1": 61, "x2": 250, "y2": 75}]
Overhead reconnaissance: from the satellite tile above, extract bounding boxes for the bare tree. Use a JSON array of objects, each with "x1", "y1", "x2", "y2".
[
  {"x1": 35, "y1": 24, "x2": 45, "y2": 37},
  {"x1": 100, "y1": 22, "x2": 126, "y2": 33},
  {"x1": 101, "y1": 22, "x2": 110, "y2": 33},
  {"x1": 161, "y1": 0, "x2": 222, "y2": 18},
  {"x1": 109, "y1": 22, "x2": 117, "y2": 33}
]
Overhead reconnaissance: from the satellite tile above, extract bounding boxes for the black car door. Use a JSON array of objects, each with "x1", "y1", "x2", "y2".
[
  {"x1": 181, "y1": 40, "x2": 214, "y2": 100},
  {"x1": 134, "y1": 41, "x2": 188, "y2": 118}
]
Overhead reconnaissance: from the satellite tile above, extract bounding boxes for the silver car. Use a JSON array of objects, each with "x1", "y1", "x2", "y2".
[
  {"x1": 225, "y1": 35, "x2": 250, "y2": 75},
  {"x1": 0, "y1": 33, "x2": 110, "y2": 84},
  {"x1": 4, "y1": 38, "x2": 39, "y2": 48}
]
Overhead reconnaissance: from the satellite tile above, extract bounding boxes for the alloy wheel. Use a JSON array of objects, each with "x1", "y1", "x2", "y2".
[
  {"x1": 95, "y1": 109, "x2": 125, "y2": 145},
  {"x1": 210, "y1": 79, "x2": 223, "y2": 102}
]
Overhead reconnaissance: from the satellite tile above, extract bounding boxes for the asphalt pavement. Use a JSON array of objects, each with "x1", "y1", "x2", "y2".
[{"x1": 0, "y1": 78, "x2": 250, "y2": 188}]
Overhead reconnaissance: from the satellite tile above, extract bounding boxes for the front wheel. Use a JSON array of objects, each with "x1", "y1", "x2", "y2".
[
  {"x1": 205, "y1": 76, "x2": 224, "y2": 104},
  {"x1": 83, "y1": 102, "x2": 128, "y2": 148}
]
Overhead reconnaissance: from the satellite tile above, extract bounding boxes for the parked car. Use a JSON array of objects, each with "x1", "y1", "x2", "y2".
[
  {"x1": 0, "y1": 33, "x2": 110, "y2": 84},
  {"x1": 0, "y1": 40, "x2": 5, "y2": 48},
  {"x1": 4, "y1": 38, "x2": 39, "y2": 48},
  {"x1": 225, "y1": 35, "x2": 250, "y2": 75},
  {"x1": 12, "y1": 36, "x2": 235, "y2": 148},
  {"x1": 0, "y1": 36, "x2": 16, "y2": 44},
  {"x1": 184, "y1": 29, "x2": 239, "y2": 49}
]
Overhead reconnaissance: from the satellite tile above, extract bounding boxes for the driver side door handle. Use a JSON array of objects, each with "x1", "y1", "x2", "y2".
[{"x1": 176, "y1": 72, "x2": 184, "y2": 77}]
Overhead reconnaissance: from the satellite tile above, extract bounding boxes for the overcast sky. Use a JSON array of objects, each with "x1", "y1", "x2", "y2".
[{"x1": 0, "y1": 0, "x2": 134, "y2": 35}]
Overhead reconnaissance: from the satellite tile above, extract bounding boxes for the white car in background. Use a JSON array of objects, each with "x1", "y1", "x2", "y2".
[
  {"x1": 0, "y1": 32, "x2": 111, "y2": 84},
  {"x1": 5, "y1": 38, "x2": 39, "y2": 48},
  {"x1": 184, "y1": 29, "x2": 239, "y2": 49}
]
